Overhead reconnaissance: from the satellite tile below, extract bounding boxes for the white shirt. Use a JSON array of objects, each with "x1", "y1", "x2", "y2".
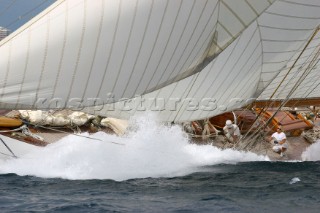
[
  {"x1": 271, "y1": 132, "x2": 286, "y2": 142},
  {"x1": 223, "y1": 124, "x2": 241, "y2": 136}
]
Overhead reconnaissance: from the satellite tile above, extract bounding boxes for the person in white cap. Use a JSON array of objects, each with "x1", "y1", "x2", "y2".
[
  {"x1": 269, "y1": 127, "x2": 288, "y2": 157},
  {"x1": 223, "y1": 120, "x2": 241, "y2": 143}
]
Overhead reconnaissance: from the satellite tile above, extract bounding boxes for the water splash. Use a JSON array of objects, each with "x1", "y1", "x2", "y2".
[
  {"x1": 0, "y1": 113, "x2": 268, "y2": 181},
  {"x1": 301, "y1": 140, "x2": 320, "y2": 161},
  {"x1": 289, "y1": 177, "x2": 300, "y2": 184}
]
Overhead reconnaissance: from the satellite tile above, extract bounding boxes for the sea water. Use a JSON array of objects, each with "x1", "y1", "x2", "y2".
[{"x1": 0, "y1": 114, "x2": 319, "y2": 212}]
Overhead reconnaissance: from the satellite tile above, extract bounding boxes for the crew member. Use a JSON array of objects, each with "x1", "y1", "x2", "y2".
[
  {"x1": 269, "y1": 127, "x2": 288, "y2": 157},
  {"x1": 223, "y1": 120, "x2": 241, "y2": 143}
]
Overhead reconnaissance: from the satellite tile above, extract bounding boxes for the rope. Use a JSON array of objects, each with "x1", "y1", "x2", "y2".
[
  {"x1": 240, "y1": 27, "x2": 320, "y2": 143},
  {"x1": 237, "y1": 27, "x2": 320, "y2": 149},
  {"x1": 0, "y1": 137, "x2": 17, "y2": 158},
  {"x1": 21, "y1": 126, "x2": 44, "y2": 141},
  {"x1": 24, "y1": 122, "x2": 125, "y2": 146},
  {"x1": 0, "y1": 125, "x2": 25, "y2": 133},
  {"x1": 187, "y1": 132, "x2": 218, "y2": 138}
]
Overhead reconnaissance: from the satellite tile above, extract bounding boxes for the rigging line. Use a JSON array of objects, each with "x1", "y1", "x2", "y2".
[
  {"x1": 25, "y1": 122, "x2": 125, "y2": 146},
  {"x1": 0, "y1": 137, "x2": 17, "y2": 158},
  {"x1": 0, "y1": 125, "x2": 25, "y2": 133},
  {"x1": 266, "y1": 27, "x2": 319, "y2": 104},
  {"x1": 173, "y1": 74, "x2": 200, "y2": 122},
  {"x1": 240, "y1": 39, "x2": 320, "y2": 148},
  {"x1": 243, "y1": 78, "x2": 319, "y2": 149},
  {"x1": 264, "y1": 44, "x2": 320, "y2": 120},
  {"x1": 282, "y1": 37, "x2": 320, "y2": 93},
  {"x1": 0, "y1": 151, "x2": 16, "y2": 158},
  {"x1": 242, "y1": 80, "x2": 314, "y2": 150},
  {"x1": 0, "y1": 0, "x2": 17, "y2": 17},
  {"x1": 0, "y1": 0, "x2": 64, "y2": 47},
  {"x1": 303, "y1": 67, "x2": 320, "y2": 97},
  {"x1": 241, "y1": 110, "x2": 293, "y2": 151},
  {"x1": 240, "y1": 26, "x2": 320, "y2": 141},
  {"x1": 4, "y1": 0, "x2": 53, "y2": 29}
]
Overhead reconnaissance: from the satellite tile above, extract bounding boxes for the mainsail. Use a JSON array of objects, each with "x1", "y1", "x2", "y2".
[
  {"x1": 1, "y1": 0, "x2": 320, "y2": 123},
  {"x1": 0, "y1": 0, "x2": 273, "y2": 110}
]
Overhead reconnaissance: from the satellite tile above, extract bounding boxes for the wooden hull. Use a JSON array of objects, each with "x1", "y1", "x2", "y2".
[
  {"x1": 209, "y1": 110, "x2": 262, "y2": 134},
  {"x1": 207, "y1": 109, "x2": 313, "y2": 136}
]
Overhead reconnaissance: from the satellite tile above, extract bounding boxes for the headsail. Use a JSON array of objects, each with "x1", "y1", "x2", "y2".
[
  {"x1": 83, "y1": 0, "x2": 320, "y2": 122},
  {"x1": 0, "y1": 0, "x2": 273, "y2": 110}
]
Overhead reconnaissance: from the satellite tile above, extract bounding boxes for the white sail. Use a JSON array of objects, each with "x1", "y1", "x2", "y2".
[
  {"x1": 83, "y1": 0, "x2": 320, "y2": 122},
  {"x1": 0, "y1": 0, "x2": 273, "y2": 110}
]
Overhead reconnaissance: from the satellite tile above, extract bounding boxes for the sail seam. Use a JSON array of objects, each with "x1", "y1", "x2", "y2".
[
  {"x1": 218, "y1": 37, "x2": 262, "y2": 108},
  {"x1": 264, "y1": 11, "x2": 320, "y2": 19},
  {"x1": 120, "y1": 0, "x2": 155, "y2": 99},
  {"x1": 166, "y1": 0, "x2": 219, "y2": 87},
  {"x1": 303, "y1": 55, "x2": 320, "y2": 97},
  {"x1": 221, "y1": 1, "x2": 246, "y2": 27},
  {"x1": 175, "y1": 23, "x2": 220, "y2": 121},
  {"x1": 52, "y1": 2, "x2": 68, "y2": 101},
  {"x1": 259, "y1": 27, "x2": 320, "y2": 103},
  {"x1": 258, "y1": 30, "x2": 320, "y2": 99},
  {"x1": 277, "y1": 43, "x2": 320, "y2": 99},
  {"x1": 218, "y1": 22, "x2": 235, "y2": 40},
  {"x1": 189, "y1": 34, "x2": 242, "y2": 120},
  {"x1": 278, "y1": 0, "x2": 320, "y2": 7},
  {"x1": 133, "y1": 0, "x2": 185, "y2": 100},
  {"x1": 122, "y1": 0, "x2": 185, "y2": 117},
  {"x1": 81, "y1": 0, "x2": 105, "y2": 102},
  {"x1": 0, "y1": 41, "x2": 12, "y2": 109},
  {"x1": 111, "y1": 0, "x2": 140, "y2": 97},
  {"x1": 65, "y1": 0, "x2": 87, "y2": 105},
  {"x1": 33, "y1": 14, "x2": 50, "y2": 109},
  {"x1": 132, "y1": 0, "x2": 172, "y2": 95},
  {"x1": 259, "y1": 25, "x2": 316, "y2": 31},
  {"x1": 244, "y1": 0, "x2": 259, "y2": 16},
  {"x1": 15, "y1": 28, "x2": 31, "y2": 109},
  {"x1": 120, "y1": 4, "x2": 178, "y2": 117},
  {"x1": 97, "y1": 0, "x2": 122, "y2": 98},
  {"x1": 173, "y1": 74, "x2": 200, "y2": 122},
  {"x1": 121, "y1": 0, "x2": 171, "y2": 117},
  {"x1": 140, "y1": 0, "x2": 276, "y2": 98},
  {"x1": 262, "y1": 47, "x2": 320, "y2": 64},
  {"x1": 144, "y1": 2, "x2": 217, "y2": 120},
  {"x1": 203, "y1": 28, "x2": 261, "y2": 118},
  {"x1": 236, "y1": 55, "x2": 263, "y2": 99},
  {"x1": 156, "y1": 1, "x2": 218, "y2": 122},
  {"x1": 255, "y1": 20, "x2": 265, "y2": 96},
  {"x1": 164, "y1": 0, "x2": 211, "y2": 83}
]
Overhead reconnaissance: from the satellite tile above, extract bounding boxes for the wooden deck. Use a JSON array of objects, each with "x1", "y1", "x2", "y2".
[
  {"x1": 263, "y1": 136, "x2": 311, "y2": 161},
  {"x1": 193, "y1": 135, "x2": 312, "y2": 161}
]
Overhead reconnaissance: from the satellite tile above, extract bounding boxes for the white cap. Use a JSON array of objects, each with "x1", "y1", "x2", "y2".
[{"x1": 226, "y1": 120, "x2": 233, "y2": 127}]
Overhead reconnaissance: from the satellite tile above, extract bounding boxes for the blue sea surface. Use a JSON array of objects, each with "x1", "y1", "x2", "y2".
[{"x1": 0, "y1": 161, "x2": 319, "y2": 212}]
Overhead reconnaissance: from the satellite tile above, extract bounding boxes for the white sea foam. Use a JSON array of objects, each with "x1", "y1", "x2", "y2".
[
  {"x1": 289, "y1": 177, "x2": 300, "y2": 184},
  {"x1": 0, "y1": 113, "x2": 269, "y2": 181},
  {"x1": 301, "y1": 140, "x2": 320, "y2": 161}
]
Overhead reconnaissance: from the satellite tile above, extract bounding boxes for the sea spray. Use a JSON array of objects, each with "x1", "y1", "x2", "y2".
[
  {"x1": 0, "y1": 114, "x2": 268, "y2": 180},
  {"x1": 301, "y1": 140, "x2": 320, "y2": 161},
  {"x1": 289, "y1": 177, "x2": 301, "y2": 184}
]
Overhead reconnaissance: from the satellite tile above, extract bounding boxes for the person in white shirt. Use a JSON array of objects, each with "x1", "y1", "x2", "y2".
[
  {"x1": 223, "y1": 120, "x2": 241, "y2": 143},
  {"x1": 269, "y1": 127, "x2": 288, "y2": 157}
]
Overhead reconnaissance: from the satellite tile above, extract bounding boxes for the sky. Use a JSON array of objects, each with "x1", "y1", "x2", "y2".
[{"x1": 0, "y1": 0, "x2": 55, "y2": 32}]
